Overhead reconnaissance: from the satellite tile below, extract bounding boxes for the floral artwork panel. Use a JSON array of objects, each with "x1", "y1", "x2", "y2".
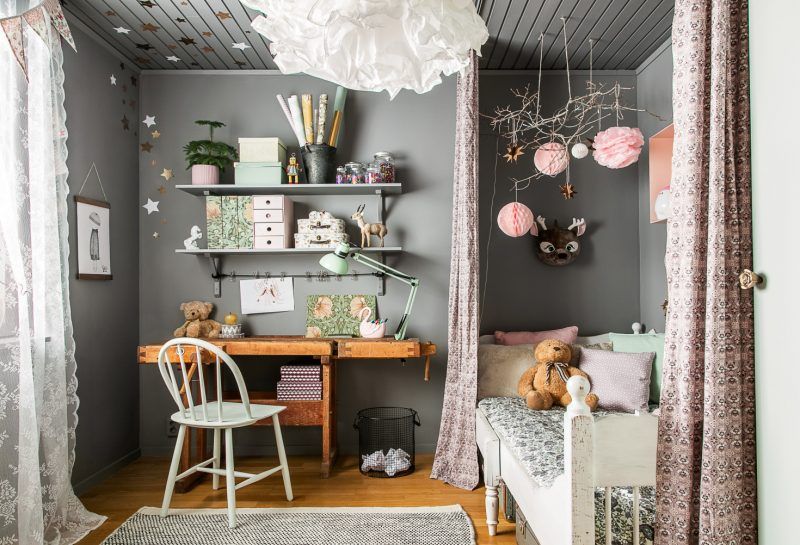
[{"x1": 306, "y1": 294, "x2": 376, "y2": 337}]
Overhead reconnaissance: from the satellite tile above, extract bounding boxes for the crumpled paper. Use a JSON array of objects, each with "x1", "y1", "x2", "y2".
[
  {"x1": 361, "y1": 448, "x2": 412, "y2": 476},
  {"x1": 241, "y1": 0, "x2": 488, "y2": 99}
]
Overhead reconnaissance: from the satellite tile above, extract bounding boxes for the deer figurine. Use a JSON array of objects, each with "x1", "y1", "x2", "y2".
[
  {"x1": 351, "y1": 204, "x2": 388, "y2": 248},
  {"x1": 529, "y1": 216, "x2": 587, "y2": 266}
]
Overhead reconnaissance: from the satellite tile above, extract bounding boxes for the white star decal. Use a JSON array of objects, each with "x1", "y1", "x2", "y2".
[
  {"x1": 232, "y1": 42, "x2": 250, "y2": 50},
  {"x1": 110, "y1": 74, "x2": 117, "y2": 85},
  {"x1": 166, "y1": 55, "x2": 181, "y2": 62},
  {"x1": 142, "y1": 115, "x2": 156, "y2": 128},
  {"x1": 142, "y1": 198, "x2": 160, "y2": 215},
  {"x1": 113, "y1": 26, "x2": 131, "y2": 34}
]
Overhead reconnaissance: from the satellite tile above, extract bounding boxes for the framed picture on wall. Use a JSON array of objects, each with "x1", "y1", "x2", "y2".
[{"x1": 74, "y1": 196, "x2": 112, "y2": 280}]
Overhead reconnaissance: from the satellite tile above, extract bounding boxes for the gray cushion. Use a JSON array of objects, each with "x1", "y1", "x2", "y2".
[
  {"x1": 579, "y1": 348, "x2": 654, "y2": 412},
  {"x1": 477, "y1": 344, "x2": 536, "y2": 399}
]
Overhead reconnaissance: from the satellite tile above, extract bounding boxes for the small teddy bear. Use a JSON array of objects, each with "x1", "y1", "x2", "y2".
[
  {"x1": 173, "y1": 300, "x2": 222, "y2": 339},
  {"x1": 517, "y1": 339, "x2": 598, "y2": 410}
]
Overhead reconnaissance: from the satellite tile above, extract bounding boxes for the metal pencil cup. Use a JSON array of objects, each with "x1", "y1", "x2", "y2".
[{"x1": 301, "y1": 144, "x2": 337, "y2": 184}]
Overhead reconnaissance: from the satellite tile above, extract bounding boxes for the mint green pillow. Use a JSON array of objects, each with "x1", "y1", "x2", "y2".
[{"x1": 609, "y1": 332, "x2": 665, "y2": 404}]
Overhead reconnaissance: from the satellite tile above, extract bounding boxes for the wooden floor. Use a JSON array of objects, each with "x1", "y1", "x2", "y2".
[{"x1": 78, "y1": 454, "x2": 515, "y2": 544}]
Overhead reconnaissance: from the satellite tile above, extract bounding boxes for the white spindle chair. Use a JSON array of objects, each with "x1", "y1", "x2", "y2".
[{"x1": 157, "y1": 338, "x2": 293, "y2": 528}]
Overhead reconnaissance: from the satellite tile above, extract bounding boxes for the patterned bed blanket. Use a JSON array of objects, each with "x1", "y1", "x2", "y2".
[{"x1": 478, "y1": 397, "x2": 655, "y2": 545}]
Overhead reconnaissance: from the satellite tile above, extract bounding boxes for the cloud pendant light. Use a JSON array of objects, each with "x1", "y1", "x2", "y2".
[{"x1": 241, "y1": 0, "x2": 489, "y2": 99}]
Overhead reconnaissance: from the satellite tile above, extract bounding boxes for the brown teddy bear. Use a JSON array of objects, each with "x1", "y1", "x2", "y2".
[
  {"x1": 517, "y1": 339, "x2": 598, "y2": 410},
  {"x1": 173, "y1": 300, "x2": 222, "y2": 339}
]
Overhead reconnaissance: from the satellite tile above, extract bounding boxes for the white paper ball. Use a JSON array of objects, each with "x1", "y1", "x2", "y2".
[
  {"x1": 654, "y1": 188, "x2": 671, "y2": 220},
  {"x1": 571, "y1": 142, "x2": 589, "y2": 159}
]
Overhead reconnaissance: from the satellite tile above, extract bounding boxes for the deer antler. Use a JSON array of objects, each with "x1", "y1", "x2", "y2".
[
  {"x1": 536, "y1": 216, "x2": 548, "y2": 231},
  {"x1": 568, "y1": 218, "x2": 586, "y2": 236}
]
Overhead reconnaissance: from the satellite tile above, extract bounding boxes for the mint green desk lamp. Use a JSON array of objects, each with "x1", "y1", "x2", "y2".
[{"x1": 319, "y1": 243, "x2": 419, "y2": 340}]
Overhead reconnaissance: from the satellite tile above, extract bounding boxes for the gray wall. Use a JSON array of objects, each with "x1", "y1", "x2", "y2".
[
  {"x1": 635, "y1": 42, "x2": 673, "y2": 332},
  {"x1": 478, "y1": 73, "x2": 642, "y2": 336},
  {"x1": 137, "y1": 73, "x2": 456, "y2": 455},
  {"x1": 64, "y1": 27, "x2": 141, "y2": 490}
]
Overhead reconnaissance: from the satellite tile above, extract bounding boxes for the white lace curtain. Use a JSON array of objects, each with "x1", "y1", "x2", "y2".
[{"x1": 0, "y1": 1, "x2": 105, "y2": 543}]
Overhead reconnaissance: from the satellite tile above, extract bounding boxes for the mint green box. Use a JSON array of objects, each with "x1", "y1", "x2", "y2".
[
  {"x1": 205, "y1": 196, "x2": 223, "y2": 249},
  {"x1": 234, "y1": 162, "x2": 287, "y2": 186},
  {"x1": 237, "y1": 196, "x2": 254, "y2": 249}
]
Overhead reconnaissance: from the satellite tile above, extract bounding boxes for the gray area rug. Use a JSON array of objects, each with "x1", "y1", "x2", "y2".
[{"x1": 102, "y1": 506, "x2": 475, "y2": 545}]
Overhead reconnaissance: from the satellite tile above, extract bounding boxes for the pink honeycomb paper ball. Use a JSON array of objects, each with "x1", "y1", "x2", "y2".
[
  {"x1": 534, "y1": 142, "x2": 569, "y2": 176},
  {"x1": 592, "y1": 127, "x2": 644, "y2": 169},
  {"x1": 497, "y1": 202, "x2": 534, "y2": 237}
]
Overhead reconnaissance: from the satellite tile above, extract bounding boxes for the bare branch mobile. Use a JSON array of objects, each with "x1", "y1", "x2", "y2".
[{"x1": 487, "y1": 18, "x2": 663, "y2": 266}]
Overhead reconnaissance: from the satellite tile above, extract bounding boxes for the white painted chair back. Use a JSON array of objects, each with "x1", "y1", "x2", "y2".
[{"x1": 157, "y1": 337, "x2": 252, "y2": 423}]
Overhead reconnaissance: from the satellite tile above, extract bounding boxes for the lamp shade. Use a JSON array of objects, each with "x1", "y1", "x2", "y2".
[
  {"x1": 319, "y1": 242, "x2": 351, "y2": 274},
  {"x1": 242, "y1": 0, "x2": 488, "y2": 98}
]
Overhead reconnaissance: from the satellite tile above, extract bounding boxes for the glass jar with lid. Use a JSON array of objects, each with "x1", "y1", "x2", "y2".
[
  {"x1": 335, "y1": 166, "x2": 346, "y2": 184},
  {"x1": 345, "y1": 162, "x2": 364, "y2": 184},
  {"x1": 373, "y1": 152, "x2": 395, "y2": 183},
  {"x1": 365, "y1": 165, "x2": 382, "y2": 184}
]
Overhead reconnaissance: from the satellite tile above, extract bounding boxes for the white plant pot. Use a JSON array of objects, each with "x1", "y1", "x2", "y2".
[{"x1": 192, "y1": 164, "x2": 220, "y2": 185}]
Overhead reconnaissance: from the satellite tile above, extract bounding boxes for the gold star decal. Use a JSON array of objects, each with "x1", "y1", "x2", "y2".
[
  {"x1": 105, "y1": 10, "x2": 117, "y2": 16},
  {"x1": 160, "y1": 168, "x2": 173, "y2": 181},
  {"x1": 140, "y1": 141, "x2": 153, "y2": 153},
  {"x1": 503, "y1": 144, "x2": 525, "y2": 163},
  {"x1": 559, "y1": 182, "x2": 578, "y2": 200},
  {"x1": 141, "y1": 23, "x2": 159, "y2": 32},
  {"x1": 158, "y1": 185, "x2": 167, "y2": 194},
  {"x1": 201, "y1": 46, "x2": 215, "y2": 53},
  {"x1": 121, "y1": 115, "x2": 130, "y2": 131},
  {"x1": 151, "y1": 130, "x2": 161, "y2": 139},
  {"x1": 161, "y1": 218, "x2": 168, "y2": 224},
  {"x1": 202, "y1": 31, "x2": 213, "y2": 37},
  {"x1": 216, "y1": 11, "x2": 232, "y2": 20},
  {"x1": 179, "y1": 37, "x2": 196, "y2": 46}
]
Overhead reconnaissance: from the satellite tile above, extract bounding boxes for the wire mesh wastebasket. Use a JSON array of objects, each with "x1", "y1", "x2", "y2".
[{"x1": 354, "y1": 407, "x2": 420, "y2": 478}]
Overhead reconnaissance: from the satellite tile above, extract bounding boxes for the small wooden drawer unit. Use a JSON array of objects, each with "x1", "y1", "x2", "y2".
[{"x1": 253, "y1": 195, "x2": 293, "y2": 249}]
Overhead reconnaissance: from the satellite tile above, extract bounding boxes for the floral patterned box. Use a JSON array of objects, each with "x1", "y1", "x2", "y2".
[
  {"x1": 205, "y1": 196, "x2": 223, "y2": 249},
  {"x1": 306, "y1": 295, "x2": 376, "y2": 338},
  {"x1": 221, "y1": 196, "x2": 239, "y2": 249},
  {"x1": 237, "y1": 195, "x2": 254, "y2": 249}
]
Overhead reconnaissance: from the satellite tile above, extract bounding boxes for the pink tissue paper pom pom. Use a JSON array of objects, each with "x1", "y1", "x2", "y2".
[
  {"x1": 534, "y1": 142, "x2": 569, "y2": 176},
  {"x1": 592, "y1": 127, "x2": 644, "y2": 169},
  {"x1": 497, "y1": 202, "x2": 534, "y2": 237}
]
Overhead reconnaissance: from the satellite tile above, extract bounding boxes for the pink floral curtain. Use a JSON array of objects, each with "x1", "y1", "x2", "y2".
[
  {"x1": 656, "y1": 2, "x2": 757, "y2": 545},
  {"x1": 430, "y1": 51, "x2": 480, "y2": 490}
]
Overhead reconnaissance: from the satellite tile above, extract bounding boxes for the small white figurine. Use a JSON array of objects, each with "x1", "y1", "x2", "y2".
[
  {"x1": 351, "y1": 204, "x2": 388, "y2": 248},
  {"x1": 184, "y1": 225, "x2": 203, "y2": 249}
]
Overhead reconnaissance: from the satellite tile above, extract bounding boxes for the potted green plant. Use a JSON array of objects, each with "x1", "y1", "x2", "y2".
[{"x1": 183, "y1": 120, "x2": 238, "y2": 185}]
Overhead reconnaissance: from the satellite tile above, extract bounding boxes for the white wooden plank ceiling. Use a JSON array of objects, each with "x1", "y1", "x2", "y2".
[{"x1": 63, "y1": 0, "x2": 673, "y2": 71}]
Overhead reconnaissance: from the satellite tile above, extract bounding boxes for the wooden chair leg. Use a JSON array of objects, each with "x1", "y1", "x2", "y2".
[
  {"x1": 272, "y1": 414, "x2": 293, "y2": 501},
  {"x1": 161, "y1": 424, "x2": 187, "y2": 517},
  {"x1": 212, "y1": 428, "x2": 221, "y2": 490},
  {"x1": 485, "y1": 485, "x2": 499, "y2": 536},
  {"x1": 224, "y1": 428, "x2": 237, "y2": 528}
]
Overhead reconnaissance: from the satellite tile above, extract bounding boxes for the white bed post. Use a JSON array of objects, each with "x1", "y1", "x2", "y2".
[
  {"x1": 485, "y1": 484, "x2": 499, "y2": 536},
  {"x1": 564, "y1": 376, "x2": 595, "y2": 545}
]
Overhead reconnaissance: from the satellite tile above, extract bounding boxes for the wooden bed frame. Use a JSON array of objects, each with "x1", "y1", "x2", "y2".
[{"x1": 477, "y1": 376, "x2": 658, "y2": 545}]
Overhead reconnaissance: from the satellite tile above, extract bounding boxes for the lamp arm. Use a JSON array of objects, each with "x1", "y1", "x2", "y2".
[
  {"x1": 351, "y1": 253, "x2": 416, "y2": 284},
  {"x1": 349, "y1": 251, "x2": 418, "y2": 340}
]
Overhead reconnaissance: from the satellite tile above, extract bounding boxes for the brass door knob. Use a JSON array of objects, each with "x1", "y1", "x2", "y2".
[{"x1": 739, "y1": 269, "x2": 764, "y2": 290}]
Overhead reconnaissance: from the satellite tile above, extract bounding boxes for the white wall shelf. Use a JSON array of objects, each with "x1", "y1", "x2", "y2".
[
  {"x1": 176, "y1": 183, "x2": 402, "y2": 196},
  {"x1": 176, "y1": 247, "x2": 402, "y2": 256}
]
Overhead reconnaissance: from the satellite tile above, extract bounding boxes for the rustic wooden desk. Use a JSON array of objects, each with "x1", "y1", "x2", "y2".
[{"x1": 138, "y1": 336, "x2": 436, "y2": 492}]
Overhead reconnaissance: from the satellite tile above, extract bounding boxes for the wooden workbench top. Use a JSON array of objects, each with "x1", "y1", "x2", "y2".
[{"x1": 138, "y1": 336, "x2": 435, "y2": 363}]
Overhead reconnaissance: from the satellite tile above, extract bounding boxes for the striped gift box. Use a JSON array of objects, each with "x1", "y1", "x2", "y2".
[
  {"x1": 280, "y1": 365, "x2": 321, "y2": 381},
  {"x1": 277, "y1": 380, "x2": 322, "y2": 401}
]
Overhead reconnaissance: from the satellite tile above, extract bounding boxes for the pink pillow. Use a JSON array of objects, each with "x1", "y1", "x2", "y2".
[{"x1": 494, "y1": 326, "x2": 578, "y2": 346}]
